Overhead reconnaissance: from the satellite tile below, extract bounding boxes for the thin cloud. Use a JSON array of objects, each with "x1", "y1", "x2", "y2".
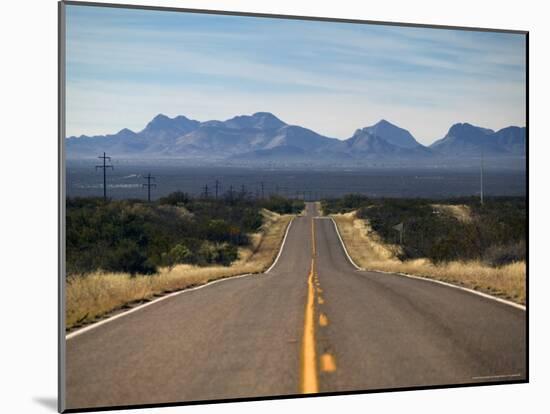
[{"x1": 65, "y1": 4, "x2": 526, "y2": 144}]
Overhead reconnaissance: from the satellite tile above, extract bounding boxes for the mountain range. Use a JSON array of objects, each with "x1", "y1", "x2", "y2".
[{"x1": 66, "y1": 112, "x2": 526, "y2": 163}]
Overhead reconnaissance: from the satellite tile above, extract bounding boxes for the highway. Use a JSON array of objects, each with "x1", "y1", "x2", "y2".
[{"x1": 65, "y1": 202, "x2": 526, "y2": 410}]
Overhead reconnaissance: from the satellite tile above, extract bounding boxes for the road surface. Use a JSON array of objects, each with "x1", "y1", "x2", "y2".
[{"x1": 65, "y1": 203, "x2": 526, "y2": 410}]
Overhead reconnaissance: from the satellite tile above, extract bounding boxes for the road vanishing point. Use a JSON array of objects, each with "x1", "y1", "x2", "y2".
[{"x1": 65, "y1": 203, "x2": 526, "y2": 410}]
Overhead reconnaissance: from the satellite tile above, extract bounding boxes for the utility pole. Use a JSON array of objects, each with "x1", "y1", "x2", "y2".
[
  {"x1": 203, "y1": 184, "x2": 209, "y2": 199},
  {"x1": 260, "y1": 181, "x2": 265, "y2": 199},
  {"x1": 229, "y1": 185, "x2": 234, "y2": 201},
  {"x1": 215, "y1": 179, "x2": 220, "y2": 200},
  {"x1": 95, "y1": 152, "x2": 113, "y2": 201},
  {"x1": 241, "y1": 184, "x2": 246, "y2": 198},
  {"x1": 142, "y1": 173, "x2": 156, "y2": 202}
]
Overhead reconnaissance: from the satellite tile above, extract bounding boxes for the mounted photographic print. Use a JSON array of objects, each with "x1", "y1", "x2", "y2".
[{"x1": 58, "y1": 1, "x2": 528, "y2": 412}]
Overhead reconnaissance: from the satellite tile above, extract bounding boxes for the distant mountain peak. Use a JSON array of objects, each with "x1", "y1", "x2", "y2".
[
  {"x1": 375, "y1": 119, "x2": 394, "y2": 127},
  {"x1": 145, "y1": 113, "x2": 196, "y2": 127},
  {"x1": 430, "y1": 122, "x2": 524, "y2": 156},
  {"x1": 143, "y1": 114, "x2": 173, "y2": 130},
  {"x1": 174, "y1": 114, "x2": 193, "y2": 121},
  {"x1": 252, "y1": 111, "x2": 281, "y2": 120},
  {"x1": 224, "y1": 112, "x2": 286, "y2": 130},
  {"x1": 448, "y1": 122, "x2": 494, "y2": 135},
  {"x1": 140, "y1": 113, "x2": 200, "y2": 140},
  {"x1": 356, "y1": 119, "x2": 422, "y2": 149}
]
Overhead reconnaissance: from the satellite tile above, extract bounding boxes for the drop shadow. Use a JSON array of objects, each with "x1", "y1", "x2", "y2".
[{"x1": 33, "y1": 396, "x2": 57, "y2": 412}]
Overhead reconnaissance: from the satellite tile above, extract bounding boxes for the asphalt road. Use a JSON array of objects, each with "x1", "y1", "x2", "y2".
[{"x1": 65, "y1": 202, "x2": 526, "y2": 410}]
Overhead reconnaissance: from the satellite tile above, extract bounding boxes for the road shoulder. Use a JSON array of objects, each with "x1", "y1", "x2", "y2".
[
  {"x1": 66, "y1": 212, "x2": 295, "y2": 334},
  {"x1": 331, "y1": 212, "x2": 525, "y2": 307}
]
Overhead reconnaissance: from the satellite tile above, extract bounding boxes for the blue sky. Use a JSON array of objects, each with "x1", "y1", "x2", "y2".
[{"x1": 65, "y1": 4, "x2": 526, "y2": 144}]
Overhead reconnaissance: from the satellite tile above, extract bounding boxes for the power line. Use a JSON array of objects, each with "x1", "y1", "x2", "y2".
[
  {"x1": 142, "y1": 173, "x2": 156, "y2": 202},
  {"x1": 95, "y1": 152, "x2": 113, "y2": 201}
]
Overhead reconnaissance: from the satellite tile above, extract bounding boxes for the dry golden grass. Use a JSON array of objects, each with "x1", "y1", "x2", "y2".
[
  {"x1": 431, "y1": 203, "x2": 472, "y2": 222},
  {"x1": 332, "y1": 211, "x2": 525, "y2": 304},
  {"x1": 66, "y1": 210, "x2": 293, "y2": 330}
]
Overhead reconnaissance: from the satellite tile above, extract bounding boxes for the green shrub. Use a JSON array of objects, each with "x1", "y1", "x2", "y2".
[
  {"x1": 322, "y1": 194, "x2": 370, "y2": 214},
  {"x1": 163, "y1": 243, "x2": 191, "y2": 269},
  {"x1": 216, "y1": 243, "x2": 239, "y2": 266},
  {"x1": 483, "y1": 241, "x2": 526, "y2": 266},
  {"x1": 207, "y1": 219, "x2": 232, "y2": 242},
  {"x1": 159, "y1": 191, "x2": 191, "y2": 206},
  {"x1": 195, "y1": 241, "x2": 237, "y2": 266},
  {"x1": 323, "y1": 195, "x2": 525, "y2": 265},
  {"x1": 104, "y1": 239, "x2": 156, "y2": 275},
  {"x1": 260, "y1": 196, "x2": 305, "y2": 214},
  {"x1": 66, "y1": 194, "x2": 281, "y2": 275}
]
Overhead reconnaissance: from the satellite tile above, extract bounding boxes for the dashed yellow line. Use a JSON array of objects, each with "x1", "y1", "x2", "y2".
[
  {"x1": 300, "y1": 258, "x2": 318, "y2": 393},
  {"x1": 321, "y1": 353, "x2": 337, "y2": 372},
  {"x1": 300, "y1": 216, "x2": 337, "y2": 394},
  {"x1": 300, "y1": 220, "x2": 319, "y2": 394},
  {"x1": 311, "y1": 217, "x2": 316, "y2": 256}
]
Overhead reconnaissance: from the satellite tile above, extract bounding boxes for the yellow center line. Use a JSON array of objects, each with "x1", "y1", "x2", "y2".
[
  {"x1": 311, "y1": 217, "x2": 316, "y2": 256},
  {"x1": 319, "y1": 313, "x2": 328, "y2": 327},
  {"x1": 300, "y1": 218, "x2": 319, "y2": 394},
  {"x1": 318, "y1": 296, "x2": 324, "y2": 305}
]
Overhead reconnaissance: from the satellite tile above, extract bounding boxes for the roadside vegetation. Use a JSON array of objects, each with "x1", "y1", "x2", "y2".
[
  {"x1": 325, "y1": 195, "x2": 526, "y2": 303},
  {"x1": 66, "y1": 194, "x2": 302, "y2": 330}
]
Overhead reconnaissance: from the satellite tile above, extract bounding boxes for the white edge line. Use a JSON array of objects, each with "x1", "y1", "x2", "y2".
[
  {"x1": 265, "y1": 216, "x2": 294, "y2": 273},
  {"x1": 329, "y1": 217, "x2": 363, "y2": 271},
  {"x1": 67, "y1": 216, "x2": 295, "y2": 340},
  {"x1": 66, "y1": 272, "x2": 254, "y2": 340},
  {"x1": 329, "y1": 217, "x2": 526, "y2": 312}
]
